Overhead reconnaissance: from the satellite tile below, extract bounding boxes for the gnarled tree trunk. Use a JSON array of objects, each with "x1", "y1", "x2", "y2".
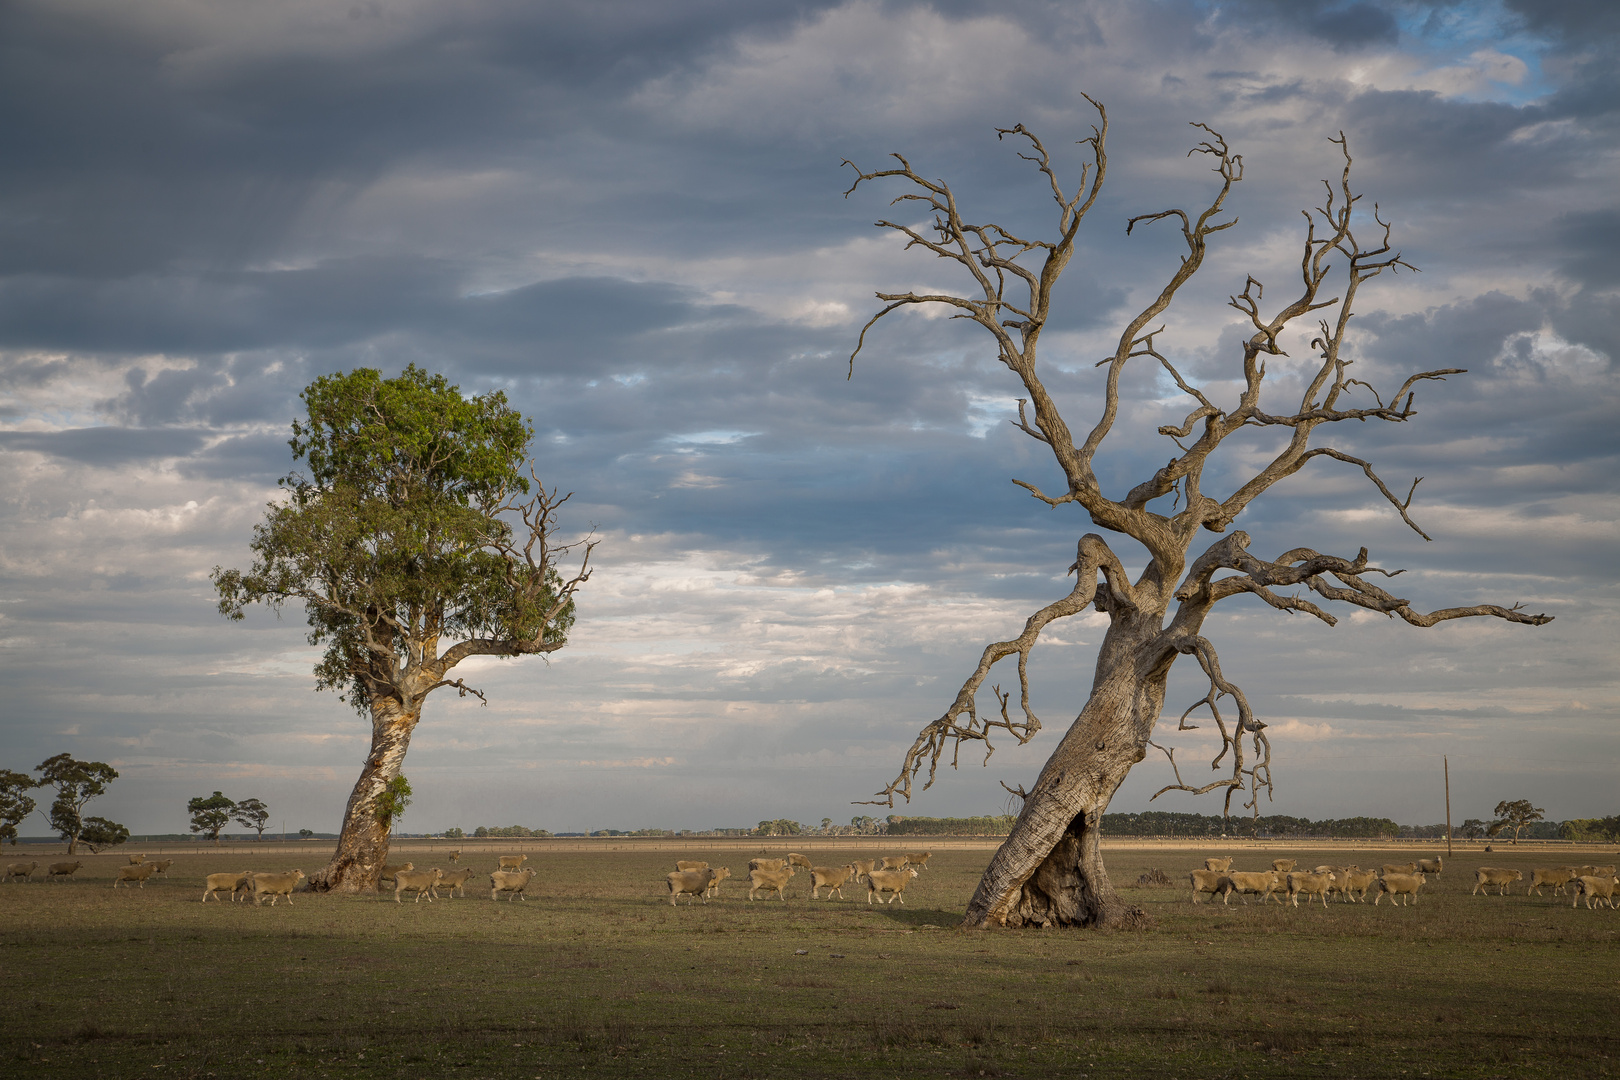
[{"x1": 309, "y1": 698, "x2": 419, "y2": 893}]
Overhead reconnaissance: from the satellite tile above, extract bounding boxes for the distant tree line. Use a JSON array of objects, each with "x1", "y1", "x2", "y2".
[{"x1": 886, "y1": 815, "x2": 1019, "y2": 836}]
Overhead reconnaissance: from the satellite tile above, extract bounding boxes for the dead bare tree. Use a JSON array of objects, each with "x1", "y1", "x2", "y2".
[{"x1": 842, "y1": 98, "x2": 1552, "y2": 930}]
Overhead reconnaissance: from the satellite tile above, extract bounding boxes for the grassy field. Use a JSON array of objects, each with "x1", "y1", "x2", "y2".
[{"x1": 2, "y1": 841, "x2": 1617, "y2": 1079}]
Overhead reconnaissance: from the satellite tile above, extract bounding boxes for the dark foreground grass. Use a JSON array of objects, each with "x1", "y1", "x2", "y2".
[{"x1": 2, "y1": 843, "x2": 1616, "y2": 1078}]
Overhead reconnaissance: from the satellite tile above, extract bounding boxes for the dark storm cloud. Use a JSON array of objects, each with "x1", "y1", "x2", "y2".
[
  {"x1": 1217, "y1": 0, "x2": 1398, "y2": 48},
  {"x1": 0, "y1": 425, "x2": 206, "y2": 463}
]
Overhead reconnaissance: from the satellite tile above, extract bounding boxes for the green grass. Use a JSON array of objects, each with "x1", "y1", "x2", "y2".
[{"x1": 2, "y1": 842, "x2": 1617, "y2": 1078}]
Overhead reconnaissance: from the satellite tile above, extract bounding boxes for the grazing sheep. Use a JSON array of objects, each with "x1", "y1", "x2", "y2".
[
  {"x1": 1571, "y1": 875, "x2": 1619, "y2": 910},
  {"x1": 666, "y1": 868, "x2": 718, "y2": 905},
  {"x1": 497, "y1": 854, "x2": 529, "y2": 872},
  {"x1": 1339, "y1": 869, "x2": 1381, "y2": 903},
  {"x1": 851, "y1": 859, "x2": 875, "y2": 882},
  {"x1": 446, "y1": 850, "x2": 461, "y2": 864},
  {"x1": 150, "y1": 859, "x2": 175, "y2": 876},
  {"x1": 251, "y1": 869, "x2": 306, "y2": 906},
  {"x1": 1375, "y1": 872, "x2": 1425, "y2": 906},
  {"x1": 1225, "y1": 871, "x2": 1283, "y2": 905},
  {"x1": 378, "y1": 862, "x2": 413, "y2": 888},
  {"x1": 1189, "y1": 869, "x2": 1229, "y2": 904},
  {"x1": 747, "y1": 866, "x2": 794, "y2": 901},
  {"x1": 747, "y1": 857, "x2": 787, "y2": 873},
  {"x1": 435, "y1": 868, "x2": 476, "y2": 898},
  {"x1": 1271, "y1": 859, "x2": 1297, "y2": 873},
  {"x1": 1382, "y1": 862, "x2": 1417, "y2": 876},
  {"x1": 1472, "y1": 867, "x2": 1523, "y2": 896},
  {"x1": 1204, "y1": 857, "x2": 1234, "y2": 873},
  {"x1": 46, "y1": 860, "x2": 83, "y2": 881},
  {"x1": 1416, "y1": 857, "x2": 1443, "y2": 875},
  {"x1": 3, "y1": 861, "x2": 38, "y2": 882},
  {"x1": 127, "y1": 854, "x2": 147, "y2": 865},
  {"x1": 113, "y1": 863, "x2": 157, "y2": 889},
  {"x1": 674, "y1": 860, "x2": 709, "y2": 872},
  {"x1": 903, "y1": 852, "x2": 933, "y2": 871},
  {"x1": 879, "y1": 855, "x2": 908, "y2": 871},
  {"x1": 1528, "y1": 867, "x2": 1578, "y2": 896},
  {"x1": 705, "y1": 867, "x2": 732, "y2": 897},
  {"x1": 1285, "y1": 871, "x2": 1336, "y2": 908},
  {"x1": 489, "y1": 869, "x2": 535, "y2": 901},
  {"x1": 810, "y1": 865, "x2": 856, "y2": 900},
  {"x1": 866, "y1": 867, "x2": 919, "y2": 905},
  {"x1": 394, "y1": 868, "x2": 444, "y2": 904},
  {"x1": 787, "y1": 853, "x2": 813, "y2": 870},
  {"x1": 202, "y1": 871, "x2": 254, "y2": 903}
]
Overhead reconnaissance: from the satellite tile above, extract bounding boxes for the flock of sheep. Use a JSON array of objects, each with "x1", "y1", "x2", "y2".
[
  {"x1": 663, "y1": 850, "x2": 933, "y2": 906},
  {"x1": 1187, "y1": 856, "x2": 1620, "y2": 910}
]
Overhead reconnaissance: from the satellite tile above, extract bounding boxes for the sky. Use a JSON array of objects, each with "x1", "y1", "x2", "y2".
[{"x1": 1, "y1": 0, "x2": 1615, "y2": 837}]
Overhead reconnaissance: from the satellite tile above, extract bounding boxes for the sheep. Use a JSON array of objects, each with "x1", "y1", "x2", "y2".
[
  {"x1": 666, "y1": 868, "x2": 718, "y2": 905},
  {"x1": 3, "y1": 861, "x2": 38, "y2": 882},
  {"x1": 674, "y1": 860, "x2": 710, "y2": 872},
  {"x1": 879, "y1": 856, "x2": 908, "y2": 871},
  {"x1": 866, "y1": 867, "x2": 919, "y2": 905},
  {"x1": 787, "y1": 853, "x2": 813, "y2": 870},
  {"x1": 747, "y1": 866, "x2": 794, "y2": 901},
  {"x1": 251, "y1": 869, "x2": 306, "y2": 906},
  {"x1": 1189, "y1": 869, "x2": 1229, "y2": 904},
  {"x1": 1285, "y1": 870, "x2": 1336, "y2": 908},
  {"x1": 1381, "y1": 862, "x2": 1417, "y2": 876},
  {"x1": 127, "y1": 854, "x2": 147, "y2": 865},
  {"x1": 851, "y1": 859, "x2": 875, "y2": 882},
  {"x1": 809, "y1": 864, "x2": 856, "y2": 900},
  {"x1": 1528, "y1": 867, "x2": 1578, "y2": 897},
  {"x1": 1224, "y1": 871, "x2": 1283, "y2": 905},
  {"x1": 435, "y1": 868, "x2": 476, "y2": 898},
  {"x1": 1271, "y1": 858, "x2": 1297, "y2": 874},
  {"x1": 46, "y1": 860, "x2": 83, "y2": 881},
  {"x1": 1472, "y1": 867, "x2": 1523, "y2": 896},
  {"x1": 394, "y1": 868, "x2": 444, "y2": 904},
  {"x1": 1571, "y1": 875, "x2": 1619, "y2": 910},
  {"x1": 1204, "y1": 857, "x2": 1234, "y2": 873},
  {"x1": 748, "y1": 857, "x2": 787, "y2": 873},
  {"x1": 113, "y1": 863, "x2": 157, "y2": 889},
  {"x1": 705, "y1": 867, "x2": 732, "y2": 898},
  {"x1": 497, "y1": 854, "x2": 529, "y2": 872},
  {"x1": 904, "y1": 852, "x2": 933, "y2": 871},
  {"x1": 1339, "y1": 869, "x2": 1381, "y2": 903},
  {"x1": 378, "y1": 862, "x2": 413, "y2": 889},
  {"x1": 1374, "y1": 872, "x2": 1425, "y2": 906},
  {"x1": 150, "y1": 859, "x2": 175, "y2": 876},
  {"x1": 447, "y1": 850, "x2": 461, "y2": 864},
  {"x1": 490, "y1": 869, "x2": 535, "y2": 901},
  {"x1": 1416, "y1": 857, "x2": 1443, "y2": 875},
  {"x1": 202, "y1": 871, "x2": 253, "y2": 903}
]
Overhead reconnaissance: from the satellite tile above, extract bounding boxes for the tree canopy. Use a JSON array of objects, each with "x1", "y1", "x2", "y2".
[
  {"x1": 36, "y1": 754, "x2": 120, "y2": 856},
  {"x1": 0, "y1": 769, "x2": 37, "y2": 846},
  {"x1": 232, "y1": 797, "x2": 271, "y2": 840},
  {"x1": 188, "y1": 791, "x2": 236, "y2": 844}
]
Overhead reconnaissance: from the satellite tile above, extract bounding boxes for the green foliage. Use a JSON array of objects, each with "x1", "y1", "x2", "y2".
[
  {"x1": 755, "y1": 819, "x2": 802, "y2": 836},
  {"x1": 298, "y1": 828, "x2": 315, "y2": 838},
  {"x1": 36, "y1": 753, "x2": 118, "y2": 852},
  {"x1": 0, "y1": 768, "x2": 38, "y2": 845},
  {"x1": 78, "y1": 816, "x2": 129, "y2": 852},
  {"x1": 376, "y1": 775, "x2": 412, "y2": 827},
  {"x1": 1099, "y1": 811, "x2": 1400, "y2": 838},
  {"x1": 187, "y1": 791, "x2": 237, "y2": 843},
  {"x1": 475, "y1": 824, "x2": 553, "y2": 837},
  {"x1": 232, "y1": 797, "x2": 271, "y2": 839},
  {"x1": 1488, "y1": 799, "x2": 1545, "y2": 844},
  {"x1": 212, "y1": 365, "x2": 577, "y2": 713},
  {"x1": 1560, "y1": 816, "x2": 1620, "y2": 843},
  {"x1": 444, "y1": 826, "x2": 465, "y2": 839}
]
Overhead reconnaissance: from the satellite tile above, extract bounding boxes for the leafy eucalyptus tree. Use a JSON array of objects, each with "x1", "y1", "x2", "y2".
[
  {"x1": 843, "y1": 100, "x2": 1553, "y2": 929},
  {"x1": 214, "y1": 366, "x2": 593, "y2": 892},
  {"x1": 0, "y1": 769, "x2": 38, "y2": 845},
  {"x1": 232, "y1": 797, "x2": 271, "y2": 840},
  {"x1": 188, "y1": 791, "x2": 236, "y2": 845},
  {"x1": 35, "y1": 754, "x2": 121, "y2": 856}
]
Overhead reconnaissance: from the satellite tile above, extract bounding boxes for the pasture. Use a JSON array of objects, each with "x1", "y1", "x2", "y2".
[{"x1": 2, "y1": 841, "x2": 1616, "y2": 1079}]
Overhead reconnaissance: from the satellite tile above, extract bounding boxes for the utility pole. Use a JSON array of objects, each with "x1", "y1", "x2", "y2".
[{"x1": 1444, "y1": 756, "x2": 1453, "y2": 857}]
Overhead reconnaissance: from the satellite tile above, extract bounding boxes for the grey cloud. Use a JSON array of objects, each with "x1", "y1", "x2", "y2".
[
  {"x1": 1555, "y1": 208, "x2": 1620, "y2": 287},
  {"x1": 0, "y1": 425, "x2": 206, "y2": 463}
]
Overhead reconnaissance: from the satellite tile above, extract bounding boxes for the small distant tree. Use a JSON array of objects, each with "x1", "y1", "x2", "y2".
[
  {"x1": 1459, "y1": 818, "x2": 1487, "y2": 840},
  {"x1": 1488, "y1": 800, "x2": 1545, "y2": 845},
  {"x1": 232, "y1": 797, "x2": 271, "y2": 840},
  {"x1": 298, "y1": 828, "x2": 315, "y2": 838},
  {"x1": 79, "y1": 817, "x2": 130, "y2": 852},
  {"x1": 188, "y1": 791, "x2": 237, "y2": 845},
  {"x1": 36, "y1": 754, "x2": 119, "y2": 855},
  {"x1": 0, "y1": 769, "x2": 38, "y2": 845},
  {"x1": 444, "y1": 826, "x2": 465, "y2": 839}
]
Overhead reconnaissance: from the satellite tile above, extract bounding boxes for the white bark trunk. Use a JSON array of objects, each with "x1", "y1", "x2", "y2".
[{"x1": 309, "y1": 697, "x2": 419, "y2": 893}]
